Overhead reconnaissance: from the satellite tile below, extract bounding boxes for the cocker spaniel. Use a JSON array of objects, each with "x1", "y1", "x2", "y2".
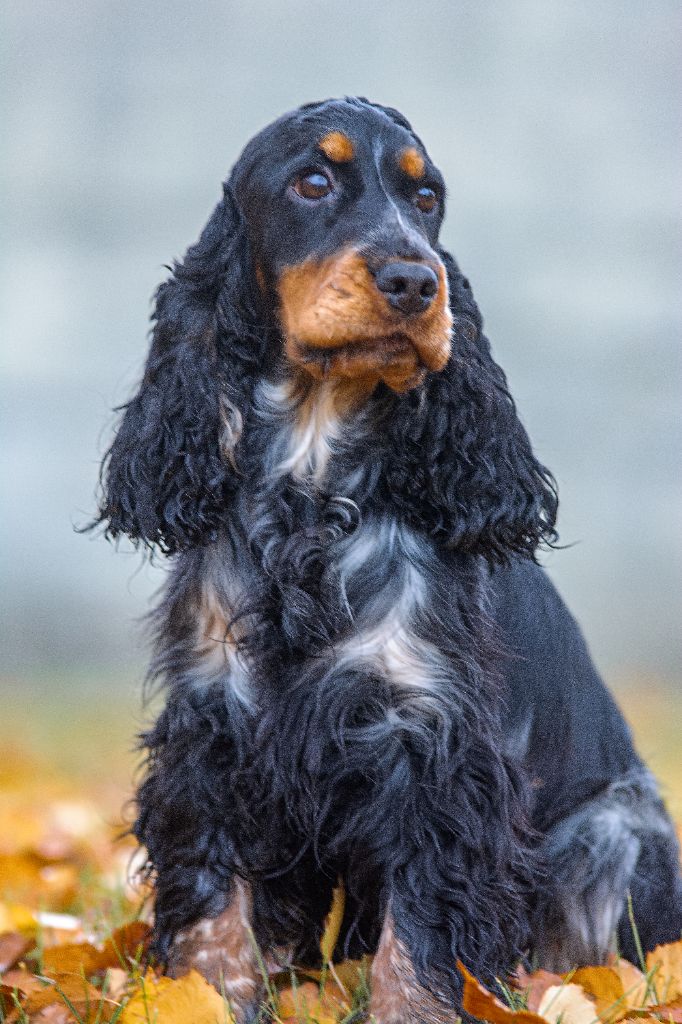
[{"x1": 93, "y1": 97, "x2": 682, "y2": 1022}]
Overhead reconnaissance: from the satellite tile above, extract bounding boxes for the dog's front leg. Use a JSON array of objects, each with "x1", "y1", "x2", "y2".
[
  {"x1": 135, "y1": 694, "x2": 265, "y2": 1022},
  {"x1": 167, "y1": 877, "x2": 262, "y2": 1020},
  {"x1": 371, "y1": 911, "x2": 456, "y2": 1023},
  {"x1": 368, "y1": 741, "x2": 536, "y2": 1023}
]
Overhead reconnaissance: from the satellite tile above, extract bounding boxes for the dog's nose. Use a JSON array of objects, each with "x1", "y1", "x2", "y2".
[{"x1": 375, "y1": 261, "x2": 439, "y2": 315}]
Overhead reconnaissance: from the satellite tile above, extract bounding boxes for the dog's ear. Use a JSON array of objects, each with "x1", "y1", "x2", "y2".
[
  {"x1": 381, "y1": 250, "x2": 558, "y2": 562},
  {"x1": 94, "y1": 185, "x2": 266, "y2": 553}
]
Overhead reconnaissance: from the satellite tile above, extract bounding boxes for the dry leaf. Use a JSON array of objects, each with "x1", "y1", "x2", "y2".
[
  {"x1": 0, "y1": 967, "x2": 46, "y2": 996},
  {"x1": 15, "y1": 972, "x2": 116, "y2": 1023},
  {"x1": 0, "y1": 903, "x2": 37, "y2": 934},
  {"x1": 41, "y1": 941, "x2": 108, "y2": 977},
  {"x1": 320, "y1": 884, "x2": 345, "y2": 963},
  {"x1": 459, "y1": 961, "x2": 547, "y2": 1024},
  {"x1": 643, "y1": 1000, "x2": 682, "y2": 1022},
  {"x1": 278, "y1": 978, "x2": 349, "y2": 1023},
  {"x1": 120, "y1": 969, "x2": 231, "y2": 1024},
  {"x1": 571, "y1": 966, "x2": 630, "y2": 1021},
  {"x1": 647, "y1": 941, "x2": 682, "y2": 1003},
  {"x1": 610, "y1": 959, "x2": 654, "y2": 1010},
  {"x1": 537, "y1": 983, "x2": 597, "y2": 1024},
  {"x1": 103, "y1": 966, "x2": 130, "y2": 1001},
  {"x1": 41, "y1": 921, "x2": 150, "y2": 979},
  {"x1": 514, "y1": 967, "x2": 565, "y2": 1014},
  {"x1": 0, "y1": 931, "x2": 34, "y2": 972},
  {"x1": 102, "y1": 921, "x2": 150, "y2": 966},
  {"x1": 30, "y1": 1005, "x2": 77, "y2": 1023}
]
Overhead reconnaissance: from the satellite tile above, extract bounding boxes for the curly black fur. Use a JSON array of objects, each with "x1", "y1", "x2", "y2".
[{"x1": 91, "y1": 97, "x2": 682, "y2": 1017}]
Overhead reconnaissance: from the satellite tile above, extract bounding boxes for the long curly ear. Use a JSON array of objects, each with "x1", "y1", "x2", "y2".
[
  {"x1": 94, "y1": 185, "x2": 266, "y2": 553},
  {"x1": 381, "y1": 250, "x2": 558, "y2": 562}
]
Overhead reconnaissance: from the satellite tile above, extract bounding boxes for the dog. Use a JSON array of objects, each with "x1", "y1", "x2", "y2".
[{"x1": 93, "y1": 97, "x2": 682, "y2": 1022}]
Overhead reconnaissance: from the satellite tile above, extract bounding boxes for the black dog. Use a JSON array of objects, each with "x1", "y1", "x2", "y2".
[{"x1": 93, "y1": 97, "x2": 682, "y2": 1021}]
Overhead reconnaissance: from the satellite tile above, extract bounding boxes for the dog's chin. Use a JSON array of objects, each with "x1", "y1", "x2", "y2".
[{"x1": 290, "y1": 333, "x2": 430, "y2": 393}]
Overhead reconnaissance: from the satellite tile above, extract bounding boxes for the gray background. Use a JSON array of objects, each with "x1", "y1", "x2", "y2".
[{"x1": 2, "y1": 0, "x2": 680, "y2": 684}]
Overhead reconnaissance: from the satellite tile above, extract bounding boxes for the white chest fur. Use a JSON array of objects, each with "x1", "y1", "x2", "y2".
[{"x1": 333, "y1": 519, "x2": 444, "y2": 696}]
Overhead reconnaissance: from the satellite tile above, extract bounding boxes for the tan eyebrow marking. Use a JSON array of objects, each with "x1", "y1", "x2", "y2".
[
  {"x1": 398, "y1": 146, "x2": 425, "y2": 179},
  {"x1": 318, "y1": 130, "x2": 355, "y2": 163}
]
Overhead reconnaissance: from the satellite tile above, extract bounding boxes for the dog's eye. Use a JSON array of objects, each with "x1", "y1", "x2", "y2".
[
  {"x1": 293, "y1": 171, "x2": 333, "y2": 200},
  {"x1": 415, "y1": 186, "x2": 437, "y2": 212},
  {"x1": 415, "y1": 186, "x2": 437, "y2": 213}
]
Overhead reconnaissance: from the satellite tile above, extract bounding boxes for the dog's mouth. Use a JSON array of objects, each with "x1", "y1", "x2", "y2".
[
  {"x1": 298, "y1": 332, "x2": 415, "y2": 366},
  {"x1": 294, "y1": 333, "x2": 426, "y2": 391}
]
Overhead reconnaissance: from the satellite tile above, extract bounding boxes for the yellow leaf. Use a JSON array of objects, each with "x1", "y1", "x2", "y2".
[
  {"x1": 537, "y1": 983, "x2": 597, "y2": 1024},
  {"x1": 647, "y1": 940, "x2": 682, "y2": 1003},
  {"x1": 120, "y1": 969, "x2": 232, "y2": 1024},
  {"x1": 571, "y1": 966, "x2": 629, "y2": 1021},
  {"x1": 0, "y1": 903, "x2": 36, "y2": 933},
  {"x1": 320, "y1": 883, "x2": 345, "y2": 964}
]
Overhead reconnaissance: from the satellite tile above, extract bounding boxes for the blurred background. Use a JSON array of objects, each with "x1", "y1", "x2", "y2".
[{"x1": 1, "y1": 1, "x2": 680, "y2": 810}]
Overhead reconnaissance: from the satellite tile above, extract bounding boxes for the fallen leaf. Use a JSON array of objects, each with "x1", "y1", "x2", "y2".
[
  {"x1": 0, "y1": 931, "x2": 34, "y2": 972},
  {"x1": 0, "y1": 967, "x2": 46, "y2": 996},
  {"x1": 514, "y1": 967, "x2": 564, "y2": 1013},
  {"x1": 30, "y1": 1005, "x2": 76, "y2": 1023},
  {"x1": 320, "y1": 884, "x2": 345, "y2": 963},
  {"x1": 647, "y1": 941, "x2": 682, "y2": 1003},
  {"x1": 643, "y1": 1000, "x2": 682, "y2": 1022},
  {"x1": 102, "y1": 921, "x2": 151, "y2": 966},
  {"x1": 14, "y1": 972, "x2": 116, "y2": 1022},
  {"x1": 41, "y1": 941, "x2": 108, "y2": 977},
  {"x1": 610, "y1": 959, "x2": 654, "y2": 1010},
  {"x1": 0, "y1": 903, "x2": 37, "y2": 934},
  {"x1": 41, "y1": 921, "x2": 151, "y2": 978},
  {"x1": 103, "y1": 966, "x2": 129, "y2": 1001},
  {"x1": 537, "y1": 983, "x2": 597, "y2": 1024},
  {"x1": 459, "y1": 961, "x2": 547, "y2": 1024},
  {"x1": 120, "y1": 969, "x2": 231, "y2": 1024},
  {"x1": 571, "y1": 966, "x2": 630, "y2": 1021},
  {"x1": 278, "y1": 978, "x2": 349, "y2": 1023},
  {"x1": 0, "y1": 855, "x2": 77, "y2": 909}
]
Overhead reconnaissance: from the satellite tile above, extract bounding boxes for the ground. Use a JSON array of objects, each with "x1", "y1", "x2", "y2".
[{"x1": 0, "y1": 672, "x2": 680, "y2": 1022}]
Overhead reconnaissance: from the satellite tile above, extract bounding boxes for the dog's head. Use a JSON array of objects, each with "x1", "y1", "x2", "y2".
[
  {"x1": 94, "y1": 97, "x2": 557, "y2": 559},
  {"x1": 232, "y1": 98, "x2": 451, "y2": 393}
]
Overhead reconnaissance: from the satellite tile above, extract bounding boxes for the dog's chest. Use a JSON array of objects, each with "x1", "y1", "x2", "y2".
[{"x1": 332, "y1": 518, "x2": 443, "y2": 692}]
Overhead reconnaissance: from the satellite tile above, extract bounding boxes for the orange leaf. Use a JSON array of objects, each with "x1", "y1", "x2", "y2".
[
  {"x1": 458, "y1": 961, "x2": 547, "y2": 1024},
  {"x1": 42, "y1": 942, "x2": 108, "y2": 977},
  {"x1": 278, "y1": 978, "x2": 349, "y2": 1023},
  {"x1": 647, "y1": 941, "x2": 682, "y2": 1003},
  {"x1": 102, "y1": 921, "x2": 151, "y2": 966},
  {"x1": 120, "y1": 969, "x2": 230, "y2": 1024},
  {"x1": 17, "y1": 972, "x2": 116, "y2": 1022},
  {"x1": 41, "y1": 922, "x2": 151, "y2": 979}
]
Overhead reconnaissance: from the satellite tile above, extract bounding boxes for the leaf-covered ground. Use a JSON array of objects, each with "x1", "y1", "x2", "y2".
[{"x1": 1, "y1": 672, "x2": 680, "y2": 1023}]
